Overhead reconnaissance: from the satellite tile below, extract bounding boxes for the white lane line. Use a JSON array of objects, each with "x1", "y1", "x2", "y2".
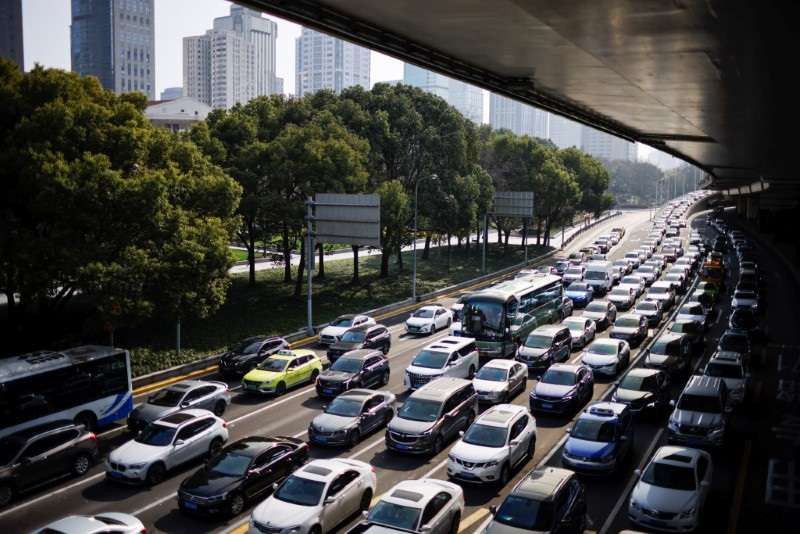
[
  {"x1": 132, "y1": 491, "x2": 178, "y2": 516},
  {"x1": 473, "y1": 515, "x2": 493, "y2": 534},
  {"x1": 347, "y1": 436, "x2": 386, "y2": 459},
  {"x1": 292, "y1": 429, "x2": 307, "y2": 438},
  {"x1": 421, "y1": 458, "x2": 449, "y2": 479},
  {"x1": 0, "y1": 471, "x2": 107, "y2": 518},
  {"x1": 227, "y1": 386, "x2": 317, "y2": 427}
]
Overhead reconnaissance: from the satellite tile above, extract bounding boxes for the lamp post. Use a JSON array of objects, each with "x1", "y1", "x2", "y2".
[{"x1": 412, "y1": 174, "x2": 437, "y2": 302}]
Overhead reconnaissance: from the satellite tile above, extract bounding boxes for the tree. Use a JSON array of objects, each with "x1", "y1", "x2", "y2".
[
  {"x1": 604, "y1": 159, "x2": 663, "y2": 206},
  {"x1": 558, "y1": 147, "x2": 612, "y2": 216},
  {"x1": 375, "y1": 180, "x2": 410, "y2": 278}
]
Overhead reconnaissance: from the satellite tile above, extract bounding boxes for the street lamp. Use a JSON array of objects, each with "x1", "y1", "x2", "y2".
[{"x1": 412, "y1": 173, "x2": 437, "y2": 302}]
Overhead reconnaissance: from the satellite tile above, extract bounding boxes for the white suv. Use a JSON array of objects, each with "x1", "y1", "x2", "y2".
[
  {"x1": 447, "y1": 404, "x2": 536, "y2": 485},
  {"x1": 404, "y1": 337, "x2": 479, "y2": 391},
  {"x1": 358, "y1": 479, "x2": 464, "y2": 534},
  {"x1": 106, "y1": 409, "x2": 228, "y2": 485}
]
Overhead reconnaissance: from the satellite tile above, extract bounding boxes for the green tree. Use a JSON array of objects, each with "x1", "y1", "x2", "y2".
[{"x1": 558, "y1": 147, "x2": 612, "y2": 216}]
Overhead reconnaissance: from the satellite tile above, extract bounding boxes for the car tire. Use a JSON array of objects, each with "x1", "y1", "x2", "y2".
[
  {"x1": 359, "y1": 489, "x2": 373, "y2": 512},
  {"x1": 349, "y1": 429, "x2": 361, "y2": 448},
  {"x1": 382, "y1": 343, "x2": 390, "y2": 355},
  {"x1": 381, "y1": 370, "x2": 390, "y2": 386},
  {"x1": 213, "y1": 400, "x2": 226, "y2": 417},
  {"x1": 208, "y1": 437, "x2": 224, "y2": 458},
  {"x1": 467, "y1": 365, "x2": 476, "y2": 379},
  {"x1": 72, "y1": 452, "x2": 92, "y2": 476},
  {"x1": 228, "y1": 492, "x2": 245, "y2": 516},
  {"x1": 527, "y1": 436, "x2": 536, "y2": 460},
  {"x1": 449, "y1": 512, "x2": 461, "y2": 534},
  {"x1": 310, "y1": 526, "x2": 322, "y2": 534},
  {"x1": 432, "y1": 435, "x2": 444, "y2": 455},
  {"x1": 146, "y1": 462, "x2": 166, "y2": 485},
  {"x1": 0, "y1": 484, "x2": 13, "y2": 508},
  {"x1": 310, "y1": 369, "x2": 320, "y2": 384},
  {"x1": 498, "y1": 463, "x2": 510, "y2": 486},
  {"x1": 275, "y1": 382, "x2": 286, "y2": 395}
]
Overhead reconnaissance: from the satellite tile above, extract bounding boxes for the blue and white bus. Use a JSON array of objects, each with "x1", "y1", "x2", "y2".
[{"x1": 0, "y1": 345, "x2": 133, "y2": 439}]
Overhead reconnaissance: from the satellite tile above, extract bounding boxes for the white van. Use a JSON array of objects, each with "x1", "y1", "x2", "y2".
[{"x1": 584, "y1": 261, "x2": 614, "y2": 295}]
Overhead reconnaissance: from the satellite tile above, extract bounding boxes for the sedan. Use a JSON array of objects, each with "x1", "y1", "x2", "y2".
[
  {"x1": 472, "y1": 360, "x2": 528, "y2": 404},
  {"x1": 613, "y1": 259, "x2": 633, "y2": 275},
  {"x1": 582, "y1": 300, "x2": 617, "y2": 329},
  {"x1": 619, "y1": 275, "x2": 646, "y2": 297},
  {"x1": 717, "y1": 330, "x2": 751, "y2": 360},
  {"x1": 405, "y1": 305, "x2": 452, "y2": 335},
  {"x1": 565, "y1": 282, "x2": 594, "y2": 307},
  {"x1": 127, "y1": 380, "x2": 230, "y2": 432},
  {"x1": 580, "y1": 339, "x2": 631, "y2": 377},
  {"x1": 218, "y1": 336, "x2": 289, "y2": 376},
  {"x1": 731, "y1": 289, "x2": 759, "y2": 312},
  {"x1": 607, "y1": 287, "x2": 637, "y2": 310},
  {"x1": 563, "y1": 265, "x2": 587, "y2": 285},
  {"x1": 610, "y1": 313, "x2": 649, "y2": 346},
  {"x1": 728, "y1": 308, "x2": 760, "y2": 336},
  {"x1": 663, "y1": 273, "x2": 687, "y2": 294},
  {"x1": 308, "y1": 389, "x2": 395, "y2": 447},
  {"x1": 634, "y1": 299, "x2": 663, "y2": 327},
  {"x1": 315, "y1": 350, "x2": 390, "y2": 398},
  {"x1": 560, "y1": 316, "x2": 596, "y2": 349},
  {"x1": 326, "y1": 324, "x2": 391, "y2": 362},
  {"x1": 179, "y1": 436, "x2": 309, "y2": 517},
  {"x1": 645, "y1": 282, "x2": 676, "y2": 310},
  {"x1": 529, "y1": 364, "x2": 594, "y2": 415},
  {"x1": 32, "y1": 514, "x2": 146, "y2": 534},
  {"x1": 676, "y1": 303, "x2": 709, "y2": 328},
  {"x1": 357, "y1": 479, "x2": 464, "y2": 534},
  {"x1": 633, "y1": 265, "x2": 657, "y2": 285},
  {"x1": 612, "y1": 368, "x2": 671, "y2": 415},
  {"x1": 319, "y1": 315, "x2": 376, "y2": 346}
]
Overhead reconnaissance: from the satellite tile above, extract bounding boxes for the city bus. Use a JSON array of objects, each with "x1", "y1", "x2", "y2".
[
  {"x1": 0, "y1": 345, "x2": 133, "y2": 439},
  {"x1": 460, "y1": 272, "x2": 564, "y2": 359}
]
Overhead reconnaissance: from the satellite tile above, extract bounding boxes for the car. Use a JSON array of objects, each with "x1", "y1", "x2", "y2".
[
  {"x1": 645, "y1": 332, "x2": 692, "y2": 376},
  {"x1": 661, "y1": 245, "x2": 678, "y2": 262},
  {"x1": 251, "y1": 458, "x2": 377, "y2": 534},
  {"x1": 309, "y1": 389, "x2": 396, "y2": 447},
  {"x1": 675, "y1": 256, "x2": 696, "y2": 271},
  {"x1": 644, "y1": 258, "x2": 665, "y2": 274},
  {"x1": 106, "y1": 409, "x2": 229, "y2": 485},
  {"x1": 559, "y1": 295, "x2": 575, "y2": 319},
  {"x1": 703, "y1": 352, "x2": 749, "y2": 406},
  {"x1": 326, "y1": 324, "x2": 391, "y2": 362},
  {"x1": 645, "y1": 282, "x2": 676, "y2": 310},
  {"x1": 728, "y1": 308, "x2": 760, "y2": 336},
  {"x1": 447, "y1": 404, "x2": 537, "y2": 485},
  {"x1": 717, "y1": 330, "x2": 751, "y2": 361},
  {"x1": 404, "y1": 337, "x2": 479, "y2": 390},
  {"x1": 565, "y1": 282, "x2": 594, "y2": 307},
  {"x1": 662, "y1": 273, "x2": 687, "y2": 294},
  {"x1": 473, "y1": 360, "x2": 528, "y2": 404},
  {"x1": 218, "y1": 336, "x2": 290, "y2": 376},
  {"x1": 567, "y1": 251, "x2": 586, "y2": 264},
  {"x1": 242, "y1": 349, "x2": 323, "y2": 395},
  {"x1": 0, "y1": 421, "x2": 99, "y2": 507},
  {"x1": 319, "y1": 315, "x2": 376, "y2": 346},
  {"x1": 612, "y1": 368, "x2": 671, "y2": 415},
  {"x1": 529, "y1": 363, "x2": 594, "y2": 415},
  {"x1": 695, "y1": 281, "x2": 719, "y2": 301},
  {"x1": 634, "y1": 298, "x2": 663, "y2": 327},
  {"x1": 386, "y1": 377, "x2": 477, "y2": 455},
  {"x1": 613, "y1": 259, "x2": 633, "y2": 275},
  {"x1": 316, "y1": 350, "x2": 390, "y2": 398},
  {"x1": 582, "y1": 300, "x2": 617, "y2": 329},
  {"x1": 353, "y1": 478, "x2": 464, "y2": 534},
  {"x1": 179, "y1": 436, "x2": 309, "y2": 517},
  {"x1": 515, "y1": 325, "x2": 572, "y2": 371},
  {"x1": 669, "y1": 263, "x2": 692, "y2": 279},
  {"x1": 624, "y1": 251, "x2": 642, "y2": 268},
  {"x1": 731, "y1": 289, "x2": 759, "y2": 311},
  {"x1": 580, "y1": 338, "x2": 631, "y2": 377},
  {"x1": 637, "y1": 246, "x2": 653, "y2": 260},
  {"x1": 485, "y1": 467, "x2": 587, "y2": 534},
  {"x1": 686, "y1": 289, "x2": 714, "y2": 314},
  {"x1": 562, "y1": 402, "x2": 633, "y2": 473},
  {"x1": 559, "y1": 316, "x2": 596, "y2": 349},
  {"x1": 610, "y1": 313, "x2": 649, "y2": 345},
  {"x1": 607, "y1": 287, "x2": 637, "y2": 310},
  {"x1": 675, "y1": 302, "x2": 708, "y2": 328},
  {"x1": 127, "y1": 379, "x2": 230, "y2": 432},
  {"x1": 667, "y1": 375, "x2": 729, "y2": 447},
  {"x1": 633, "y1": 265, "x2": 657, "y2": 285},
  {"x1": 551, "y1": 260, "x2": 571, "y2": 276},
  {"x1": 619, "y1": 275, "x2": 646, "y2": 297},
  {"x1": 405, "y1": 305, "x2": 453, "y2": 335},
  {"x1": 612, "y1": 226, "x2": 626, "y2": 238},
  {"x1": 628, "y1": 446, "x2": 713, "y2": 533},
  {"x1": 563, "y1": 265, "x2": 586, "y2": 285},
  {"x1": 668, "y1": 320, "x2": 704, "y2": 351},
  {"x1": 31, "y1": 513, "x2": 146, "y2": 534}
]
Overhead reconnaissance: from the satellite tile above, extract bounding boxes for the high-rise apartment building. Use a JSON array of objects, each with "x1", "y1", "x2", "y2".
[
  {"x1": 548, "y1": 114, "x2": 582, "y2": 149},
  {"x1": 184, "y1": 5, "x2": 278, "y2": 109},
  {"x1": 71, "y1": 0, "x2": 155, "y2": 99},
  {"x1": 0, "y1": 0, "x2": 23, "y2": 69},
  {"x1": 581, "y1": 127, "x2": 637, "y2": 161},
  {"x1": 403, "y1": 64, "x2": 483, "y2": 123},
  {"x1": 489, "y1": 93, "x2": 548, "y2": 138},
  {"x1": 295, "y1": 28, "x2": 370, "y2": 97}
]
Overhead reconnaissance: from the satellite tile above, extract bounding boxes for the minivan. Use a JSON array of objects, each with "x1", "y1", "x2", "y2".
[
  {"x1": 516, "y1": 325, "x2": 572, "y2": 371},
  {"x1": 667, "y1": 375, "x2": 729, "y2": 447},
  {"x1": 404, "y1": 337, "x2": 479, "y2": 391}
]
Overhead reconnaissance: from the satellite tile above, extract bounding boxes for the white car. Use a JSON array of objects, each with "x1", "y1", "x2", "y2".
[
  {"x1": 563, "y1": 265, "x2": 586, "y2": 285},
  {"x1": 581, "y1": 338, "x2": 631, "y2": 376},
  {"x1": 703, "y1": 351, "x2": 749, "y2": 405},
  {"x1": 106, "y1": 409, "x2": 228, "y2": 485},
  {"x1": 731, "y1": 290, "x2": 759, "y2": 311},
  {"x1": 646, "y1": 281, "x2": 676, "y2": 310},
  {"x1": 404, "y1": 337, "x2": 479, "y2": 390},
  {"x1": 319, "y1": 314, "x2": 376, "y2": 345},
  {"x1": 633, "y1": 265, "x2": 657, "y2": 285},
  {"x1": 613, "y1": 259, "x2": 633, "y2": 276},
  {"x1": 472, "y1": 360, "x2": 528, "y2": 404},
  {"x1": 249, "y1": 458, "x2": 376, "y2": 534},
  {"x1": 607, "y1": 287, "x2": 637, "y2": 310},
  {"x1": 360, "y1": 479, "x2": 464, "y2": 534},
  {"x1": 619, "y1": 275, "x2": 646, "y2": 297},
  {"x1": 676, "y1": 302, "x2": 708, "y2": 327},
  {"x1": 559, "y1": 316, "x2": 596, "y2": 349},
  {"x1": 628, "y1": 446, "x2": 712, "y2": 532},
  {"x1": 405, "y1": 305, "x2": 453, "y2": 335},
  {"x1": 32, "y1": 514, "x2": 145, "y2": 534},
  {"x1": 624, "y1": 252, "x2": 642, "y2": 268},
  {"x1": 447, "y1": 404, "x2": 537, "y2": 485}
]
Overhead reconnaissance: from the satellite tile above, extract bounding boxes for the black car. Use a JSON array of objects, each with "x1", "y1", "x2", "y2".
[
  {"x1": 218, "y1": 336, "x2": 290, "y2": 376},
  {"x1": 718, "y1": 329, "x2": 752, "y2": 359},
  {"x1": 729, "y1": 308, "x2": 762, "y2": 338},
  {"x1": 178, "y1": 436, "x2": 309, "y2": 517},
  {"x1": 611, "y1": 368, "x2": 671, "y2": 415},
  {"x1": 316, "y1": 349, "x2": 390, "y2": 398},
  {"x1": 326, "y1": 324, "x2": 391, "y2": 363},
  {"x1": 0, "y1": 421, "x2": 99, "y2": 507}
]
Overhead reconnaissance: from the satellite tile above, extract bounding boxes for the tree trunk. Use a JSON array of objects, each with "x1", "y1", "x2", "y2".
[
  {"x1": 396, "y1": 241, "x2": 404, "y2": 272},
  {"x1": 422, "y1": 234, "x2": 431, "y2": 260},
  {"x1": 352, "y1": 245, "x2": 360, "y2": 283},
  {"x1": 536, "y1": 219, "x2": 543, "y2": 246},
  {"x1": 465, "y1": 233, "x2": 470, "y2": 252},
  {"x1": 293, "y1": 234, "x2": 306, "y2": 298},
  {"x1": 380, "y1": 230, "x2": 391, "y2": 278},
  {"x1": 497, "y1": 222, "x2": 502, "y2": 244},
  {"x1": 447, "y1": 233, "x2": 452, "y2": 271},
  {"x1": 544, "y1": 217, "x2": 552, "y2": 247},
  {"x1": 503, "y1": 228, "x2": 510, "y2": 248},
  {"x1": 282, "y1": 223, "x2": 292, "y2": 283},
  {"x1": 317, "y1": 243, "x2": 325, "y2": 279}
]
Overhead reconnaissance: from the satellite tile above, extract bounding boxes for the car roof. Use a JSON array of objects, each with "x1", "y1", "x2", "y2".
[
  {"x1": 547, "y1": 363, "x2": 581, "y2": 374},
  {"x1": 682, "y1": 375, "x2": 724, "y2": 396},
  {"x1": 709, "y1": 351, "x2": 744, "y2": 365},
  {"x1": 37, "y1": 515, "x2": 119, "y2": 534},
  {"x1": 481, "y1": 359, "x2": 518, "y2": 370},
  {"x1": 6, "y1": 420, "x2": 78, "y2": 441},
  {"x1": 476, "y1": 404, "x2": 527, "y2": 428},
  {"x1": 417, "y1": 305, "x2": 443, "y2": 311},
  {"x1": 382, "y1": 479, "x2": 456, "y2": 507},
  {"x1": 295, "y1": 458, "x2": 366, "y2": 483},
  {"x1": 652, "y1": 445, "x2": 704, "y2": 467},
  {"x1": 338, "y1": 388, "x2": 382, "y2": 402},
  {"x1": 589, "y1": 338, "x2": 620, "y2": 347},
  {"x1": 222, "y1": 436, "x2": 294, "y2": 457},
  {"x1": 412, "y1": 377, "x2": 471, "y2": 401},
  {"x1": 156, "y1": 409, "x2": 213, "y2": 427},
  {"x1": 531, "y1": 324, "x2": 565, "y2": 336},
  {"x1": 651, "y1": 281, "x2": 673, "y2": 288},
  {"x1": 336, "y1": 349, "x2": 382, "y2": 361},
  {"x1": 581, "y1": 401, "x2": 628, "y2": 421},
  {"x1": 425, "y1": 336, "x2": 475, "y2": 351},
  {"x1": 271, "y1": 349, "x2": 317, "y2": 360},
  {"x1": 168, "y1": 379, "x2": 215, "y2": 391},
  {"x1": 654, "y1": 332, "x2": 683, "y2": 344},
  {"x1": 617, "y1": 313, "x2": 644, "y2": 321},
  {"x1": 624, "y1": 368, "x2": 661, "y2": 379},
  {"x1": 513, "y1": 467, "x2": 573, "y2": 502}
]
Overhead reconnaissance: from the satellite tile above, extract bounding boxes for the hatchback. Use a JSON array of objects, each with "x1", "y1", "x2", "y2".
[{"x1": 562, "y1": 402, "x2": 633, "y2": 474}]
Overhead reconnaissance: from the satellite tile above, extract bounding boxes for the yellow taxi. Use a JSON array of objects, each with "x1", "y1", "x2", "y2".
[{"x1": 241, "y1": 349, "x2": 322, "y2": 395}]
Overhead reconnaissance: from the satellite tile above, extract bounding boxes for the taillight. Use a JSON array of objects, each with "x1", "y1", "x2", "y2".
[
  {"x1": 140, "y1": 529, "x2": 147, "y2": 534},
  {"x1": 222, "y1": 421, "x2": 228, "y2": 428},
  {"x1": 89, "y1": 433, "x2": 97, "y2": 441}
]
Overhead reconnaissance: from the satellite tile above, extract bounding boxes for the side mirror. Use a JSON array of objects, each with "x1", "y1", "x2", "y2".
[
  {"x1": 419, "y1": 526, "x2": 432, "y2": 533},
  {"x1": 509, "y1": 439, "x2": 521, "y2": 447},
  {"x1": 362, "y1": 511, "x2": 369, "y2": 519},
  {"x1": 565, "y1": 426, "x2": 572, "y2": 433},
  {"x1": 669, "y1": 400, "x2": 676, "y2": 407},
  {"x1": 247, "y1": 468, "x2": 259, "y2": 477},
  {"x1": 489, "y1": 505, "x2": 497, "y2": 516},
  {"x1": 324, "y1": 496, "x2": 336, "y2": 505},
  {"x1": 725, "y1": 406, "x2": 733, "y2": 414},
  {"x1": 180, "y1": 401, "x2": 190, "y2": 409},
  {"x1": 634, "y1": 468, "x2": 642, "y2": 477},
  {"x1": 700, "y1": 480, "x2": 711, "y2": 488},
  {"x1": 174, "y1": 439, "x2": 185, "y2": 447},
  {"x1": 458, "y1": 430, "x2": 465, "y2": 437},
  {"x1": 273, "y1": 482, "x2": 281, "y2": 491}
]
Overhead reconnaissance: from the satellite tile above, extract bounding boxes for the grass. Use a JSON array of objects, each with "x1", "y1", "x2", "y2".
[{"x1": 121, "y1": 241, "x2": 550, "y2": 376}]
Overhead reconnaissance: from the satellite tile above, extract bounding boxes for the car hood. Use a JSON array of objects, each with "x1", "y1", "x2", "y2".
[
  {"x1": 631, "y1": 481, "x2": 696, "y2": 514},
  {"x1": 583, "y1": 311, "x2": 605, "y2": 321},
  {"x1": 319, "y1": 370, "x2": 356, "y2": 383},
  {"x1": 565, "y1": 290, "x2": 590, "y2": 299},
  {"x1": 485, "y1": 520, "x2": 548, "y2": 534},
  {"x1": 110, "y1": 439, "x2": 165, "y2": 464},
  {"x1": 613, "y1": 389, "x2": 653, "y2": 404},
  {"x1": 646, "y1": 353, "x2": 675, "y2": 366},
  {"x1": 320, "y1": 325, "x2": 350, "y2": 337},
  {"x1": 677, "y1": 314, "x2": 704, "y2": 323},
  {"x1": 450, "y1": 440, "x2": 507, "y2": 464},
  {"x1": 329, "y1": 340, "x2": 362, "y2": 351},
  {"x1": 312, "y1": 412, "x2": 357, "y2": 432},
  {"x1": 618, "y1": 283, "x2": 640, "y2": 292},
  {"x1": 406, "y1": 365, "x2": 445, "y2": 376},
  {"x1": 472, "y1": 379, "x2": 508, "y2": 393},
  {"x1": 517, "y1": 346, "x2": 549, "y2": 358},
  {"x1": 131, "y1": 403, "x2": 174, "y2": 423},
  {"x1": 672, "y1": 409, "x2": 723, "y2": 428},
  {"x1": 406, "y1": 317, "x2": 433, "y2": 327},
  {"x1": 252, "y1": 497, "x2": 318, "y2": 528},
  {"x1": 243, "y1": 369, "x2": 284, "y2": 383},
  {"x1": 581, "y1": 352, "x2": 618, "y2": 366},
  {"x1": 565, "y1": 437, "x2": 614, "y2": 459},
  {"x1": 608, "y1": 295, "x2": 630, "y2": 303},
  {"x1": 568, "y1": 329, "x2": 586, "y2": 339},
  {"x1": 534, "y1": 382, "x2": 576, "y2": 398},
  {"x1": 388, "y1": 416, "x2": 436, "y2": 435},
  {"x1": 612, "y1": 326, "x2": 639, "y2": 336},
  {"x1": 181, "y1": 466, "x2": 242, "y2": 496},
  {"x1": 636, "y1": 308, "x2": 657, "y2": 317}
]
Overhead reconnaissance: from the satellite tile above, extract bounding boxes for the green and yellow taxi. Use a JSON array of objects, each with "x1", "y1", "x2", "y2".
[
  {"x1": 696, "y1": 280, "x2": 719, "y2": 301},
  {"x1": 241, "y1": 349, "x2": 322, "y2": 395}
]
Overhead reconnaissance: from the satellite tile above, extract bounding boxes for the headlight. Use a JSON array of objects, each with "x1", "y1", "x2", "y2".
[
  {"x1": 630, "y1": 500, "x2": 641, "y2": 510},
  {"x1": 283, "y1": 527, "x2": 303, "y2": 534},
  {"x1": 484, "y1": 460, "x2": 500, "y2": 467},
  {"x1": 668, "y1": 419, "x2": 679, "y2": 432},
  {"x1": 678, "y1": 507, "x2": 696, "y2": 519},
  {"x1": 128, "y1": 462, "x2": 148, "y2": 470}
]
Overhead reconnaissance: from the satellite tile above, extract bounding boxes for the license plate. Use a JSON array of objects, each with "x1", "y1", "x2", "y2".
[
  {"x1": 395, "y1": 443, "x2": 409, "y2": 449},
  {"x1": 323, "y1": 389, "x2": 334, "y2": 395},
  {"x1": 316, "y1": 436, "x2": 327, "y2": 443},
  {"x1": 110, "y1": 471, "x2": 123, "y2": 478},
  {"x1": 247, "y1": 384, "x2": 259, "y2": 391},
  {"x1": 183, "y1": 501, "x2": 198, "y2": 510},
  {"x1": 541, "y1": 402, "x2": 553, "y2": 409}
]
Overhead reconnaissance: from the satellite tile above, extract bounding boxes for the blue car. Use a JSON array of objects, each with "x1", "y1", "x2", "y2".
[
  {"x1": 565, "y1": 282, "x2": 595, "y2": 307},
  {"x1": 561, "y1": 402, "x2": 633, "y2": 474}
]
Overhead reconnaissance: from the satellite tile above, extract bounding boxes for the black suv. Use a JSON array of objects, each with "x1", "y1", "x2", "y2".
[
  {"x1": 326, "y1": 324, "x2": 391, "y2": 363},
  {"x1": 0, "y1": 421, "x2": 99, "y2": 507},
  {"x1": 218, "y1": 336, "x2": 290, "y2": 375},
  {"x1": 316, "y1": 349, "x2": 390, "y2": 398}
]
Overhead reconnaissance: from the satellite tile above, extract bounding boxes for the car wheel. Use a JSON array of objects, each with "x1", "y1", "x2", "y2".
[
  {"x1": 72, "y1": 452, "x2": 92, "y2": 476},
  {"x1": 213, "y1": 400, "x2": 226, "y2": 417},
  {"x1": 382, "y1": 343, "x2": 390, "y2": 355},
  {"x1": 449, "y1": 512, "x2": 461, "y2": 534},
  {"x1": 381, "y1": 370, "x2": 390, "y2": 386},
  {"x1": 228, "y1": 492, "x2": 245, "y2": 516},
  {"x1": 0, "y1": 484, "x2": 13, "y2": 508},
  {"x1": 349, "y1": 429, "x2": 361, "y2": 447},
  {"x1": 527, "y1": 436, "x2": 536, "y2": 460},
  {"x1": 208, "y1": 437, "x2": 223, "y2": 458},
  {"x1": 432, "y1": 435, "x2": 444, "y2": 455},
  {"x1": 309, "y1": 525, "x2": 322, "y2": 534},
  {"x1": 498, "y1": 463, "x2": 510, "y2": 486},
  {"x1": 275, "y1": 382, "x2": 286, "y2": 395},
  {"x1": 146, "y1": 463, "x2": 166, "y2": 485},
  {"x1": 447, "y1": 318, "x2": 452, "y2": 329},
  {"x1": 467, "y1": 365, "x2": 476, "y2": 379},
  {"x1": 359, "y1": 489, "x2": 373, "y2": 511},
  {"x1": 310, "y1": 369, "x2": 320, "y2": 384}
]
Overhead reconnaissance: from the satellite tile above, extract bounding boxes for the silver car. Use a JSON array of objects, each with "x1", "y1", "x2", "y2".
[
  {"x1": 33, "y1": 513, "x2": 146, "y2": 534},
  {"x1": 127, "y1": 380, "x2": 230, "y2": 432},
  {"x1": 308, "y1": 389, "x2": 396, "y2": 447}
]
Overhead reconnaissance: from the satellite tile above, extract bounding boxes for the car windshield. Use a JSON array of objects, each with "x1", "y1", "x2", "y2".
[
  {"x1": 0, "y1": 437, "x2": 24, "y2": 465},
  {"x1": 207, "y1": 452, "x2": 252, "y2": 477},
  {"x1": 340, "y1": 330, "x2": 366, "y2": 343},
  {"x1": 735, "y1": 291, "x2": 756, "y2": 300},
  {"x1": 585, "y1": 302, "x2": 607, "y2": 313},
  {"x1": 475, "y1": 366, "x2": 508, "y2": 382},
  {"x1": 615, "y1": 317, "x2": 641, "y2": 328},
  {"x1": 148, "y1": 388, "x2": 185, "y2": 407},
  {"x1": 678, "y1": 393, "x2": 722, "y2": 413},
  {"x1": 397, "y1": 398, "x2": 441, "y2": 422},
  {"x1": 331, "y1": 317, "x2": 354, "y2": 327},
  {"x1": 637, "y1": 302, "x2": 658, "y2": 312},
  {"x1": 719, "y1": 335, "x2": 748, "y2": 353},
  {"x1": 494, "y1": 495, "x2": 554, "y2": 531},
  {"x1": 638, "y1": 265, "x2": 654, "y2": 272},
  {"x1": 730, "y1": 310, "x2": 756, "y2": 329},
  {"x1": 413, "y1": 309, "x2": 435, "y2": 318},
  {"x1": 622, "y1": 276, "x2": 642, "y2": 285},
  {"x1": 642, "y1": 462, "x2": 696, "y2": 491},
  {"x1": 462, "y1": 423, "x2": 508, "y2": 448},
  {"x1": 610, "y1": 289, "x2": 630, "y2": 298},
  {"x1": 274, "y1": 475, "x2": 326, "y2": 506},
  {"x1": 670, "y1": 322, "x2": 698, "y2": 335},
  {"x1": 562, "y1": 318, "x2": 587, "y2": 330},
  {"x1": 571, "y1": 418, "x2": 616, "y2": 442},
  {"x1": 330, "y1": 358, "x2": 363, "y2": 373},
  {"x1": 135, "y1": 423, "x2": 177, "y2": 446},
  {"x1": 706, "y1": 362, "x2": 743, "y2": 379},
  {"x1": 325, "y1": 398, "x2": 363, "y2": 417},
  {"x1": 651, "y1": 339, "x2": 681, "y2": 357},
  {"x1": 619, "y1": 373, "x2": 659, "y2": 392},
  {"x1": 541, "y1": 369, "x2": 577, "y2": 386},
  {"x1": 257, "y1": 358, "x2": 288, "y2": 372},
  {"x1": 231, "y1": 338, "x2": 264, "y2": 354},
  {"x1": 411, "y1": 350, "x2": 449, "y2": 369},
  {"x1": 568, "y1": 283, "x2": 588, "y2": 291},
  {"x1": 368, "y1": 501, "x2": 421, "y2": 531},
  {"x1": 665, "y1": 275, "x2": 681, "y2": 282},
  {"x1": 649, "y1": 286, "x2": 668, "y2": 294},
  {"x1": 587, "y1": 342, "x2": 617, "y2": 355},
  {"x1": 525, "y1": 334, "x2": 553, "y2": 349},
  {"x1": 585, "y1": 271, "x2": 606, "y2": 280}
]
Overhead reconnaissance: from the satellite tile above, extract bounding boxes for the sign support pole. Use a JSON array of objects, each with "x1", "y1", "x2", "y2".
[
  {"x1": 523, "y1": 218, "x2": 528, "y2": 264},
  {"x1": 306, "y1": 198, "x2": 314, "y2": 336},
  {"x1": 482, "y1": 213, "x2": 488, "y2": 273}
]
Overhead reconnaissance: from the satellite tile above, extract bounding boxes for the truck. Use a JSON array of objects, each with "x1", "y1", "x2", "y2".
[{"x1": 584, "y1": 260, "x2": 615, "y2": 295}]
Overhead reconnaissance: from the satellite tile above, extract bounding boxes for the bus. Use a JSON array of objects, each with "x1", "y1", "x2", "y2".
[
  {"x1": 460, "y1": 273, "x2": 564, "y2": 359},
  {"x1": 0, "y1": 345, "x2": 133, "y2": 439}
]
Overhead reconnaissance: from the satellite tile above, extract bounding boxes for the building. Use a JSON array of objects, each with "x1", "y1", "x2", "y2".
[
  {"x1": 184, "y1": 5, "x2": 279, "y2": 109},
  {"x1": 489, "y1": 93, "x2": 550, "y2": 138},
  {"x1": 160, "y1": 86, "x2": 183, "y2": 100},
  {"x1": 403, "y1": 64, "x2": 483, "y2": 123},
  {"x1": 548, "y1": 114, "x2": 582, "y2": 149},
  {"x1": 647, "y1": 149, "x2": 683, "y2": 170},
  {"x1": 581, "y1": 127, "x2": 636, "y2": 161},
  {"x1": 0, "y1": 0, "x2": 23, "y2": 69},
  {"x1": 295, "y1": 28, "x2": 370, "y2": 97},
  {"x1": 70, "y1": 0, "x2": 155, "y2": 100},
  {"x1": 145, "y1": 96, "x2": 211, "y2": 132}
]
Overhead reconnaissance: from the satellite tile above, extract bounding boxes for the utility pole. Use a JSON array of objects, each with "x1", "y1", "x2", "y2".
[
  {"x1": 306, "y1": 198, "x2": 315, "y2": 335},
  {"x1": 482, "y1": 213, "x2": 488, "y2": 273}
]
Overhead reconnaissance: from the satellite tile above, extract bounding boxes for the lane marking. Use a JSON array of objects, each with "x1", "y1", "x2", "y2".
[
  {"x1": 726, "y1": 440, "x2": 753, "y2": 534},
  {"x1": 347, "y1": 436, "x2": 386, "y2": 460},
  {"x1": 0, "y1": 471, "x2": 107, "y2": 518},
  {"x1": 459, "y1": 508, "x2": 491, "y2": 533},
  {"x1": 421, "y1": 458, "x2": 449, "y2": 479},
  {"x1": 132, "y1": 492, "x2": 177, "y2": 516}
]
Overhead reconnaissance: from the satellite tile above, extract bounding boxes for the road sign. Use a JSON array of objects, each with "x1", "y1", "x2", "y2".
[
  {"x1": 314, "y1": 193, "x2": 381, "y2": 247},
  {"x1": 493, "y1": 191, "x2": 534, "y2": 218}
]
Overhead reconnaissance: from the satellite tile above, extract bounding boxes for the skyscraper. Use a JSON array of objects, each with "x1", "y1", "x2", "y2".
[
  {"x1": 581, "y1": 127, "x2": 636, "y2": 161},
  {"x1": 295, "y1": 28, "x2": 370, "y2": 97},
  {"x1": 489, "y1": 93, "x2": 548, "y2": 138},
  {"x1": 548, "y1": 114, "x2": 582, "y2": 149},
  {"x1": 70, "y1": 0, "x2": 155, "y2": 100},
  {"x1": 0, "y1": 0, "x2": 23, "y2": 69},
  {"x1": 184, "y1": 5, "x2": 278, "y2": 109},
  {"x1": 403, "y1": 64, "x2": 483, "y2": 124}
]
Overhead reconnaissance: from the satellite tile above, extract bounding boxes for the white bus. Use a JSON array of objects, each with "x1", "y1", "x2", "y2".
[{"x1": 0, "y1": 345, "x2": 133, "y2": 439}]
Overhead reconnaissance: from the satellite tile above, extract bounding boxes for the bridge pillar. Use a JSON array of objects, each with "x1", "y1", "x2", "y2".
[{"x1": 746, "y1": 194, "x2": 760, "y2": 222}]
